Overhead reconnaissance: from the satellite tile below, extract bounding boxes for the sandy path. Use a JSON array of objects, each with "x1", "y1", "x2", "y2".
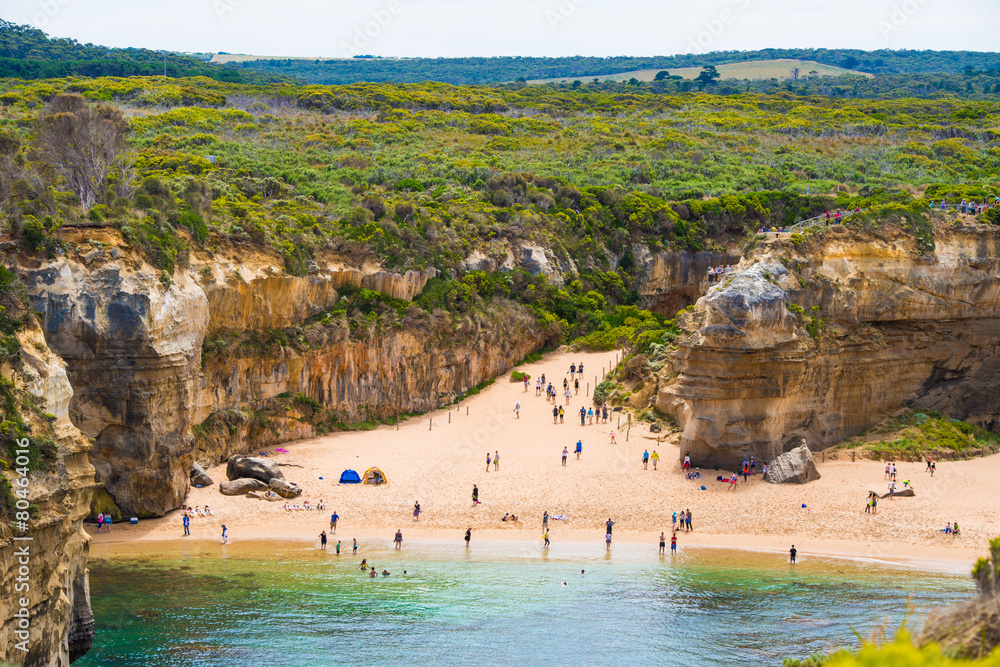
[{"x1": 94, "y1": 349, "x2": 998, "y2": 570}]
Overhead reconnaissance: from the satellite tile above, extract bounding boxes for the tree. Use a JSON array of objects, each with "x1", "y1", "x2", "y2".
[
  {"x1": 34, "y1": 93, "x2": 129, "y2": 209},
  {"x1": 695, "y1": 65, "x2": 720, "y2": 85},
  {"x1": 790, "y1": 67, "x2": 801, "y2": 81},
  {"x1": 654, "y1": 70, "x2": 669, "y2": 81}
]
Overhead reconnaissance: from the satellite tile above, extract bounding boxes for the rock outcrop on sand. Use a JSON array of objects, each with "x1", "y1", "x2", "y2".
[
  {"x1": 225, "y1": 455, "x2": 284, "y2": 484},
  {"x1": 190, "y1": 462, "x2": 214, "y2": 487},
  {"x1": 657, "y1": 225, "x2": 1000, "y2": 468},
  {"x1": 764, "y1": 443, "x2": 821, "y2": 484},
  {"x1": 267, "y1": 479, "x2": 303, "y2": 499},
  {"x1": 0, "y1": 323, "x2": 97, "y2": 666},
  {"x1": 219, "y1": 478, "x2": 268, "y2": 495}
]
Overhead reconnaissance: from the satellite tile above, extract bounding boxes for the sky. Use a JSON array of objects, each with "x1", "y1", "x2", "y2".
[{"x1": 4, "y1": 0, "x2": 998, "y2": 58}]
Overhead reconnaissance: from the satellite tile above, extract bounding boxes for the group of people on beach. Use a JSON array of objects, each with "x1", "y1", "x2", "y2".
[{"x1": 284, "y1": 500, "x2": 324, "y2": 511}]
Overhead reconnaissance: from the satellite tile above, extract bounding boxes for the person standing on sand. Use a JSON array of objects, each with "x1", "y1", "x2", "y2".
[
  {"x1": 394, "y1": 530, "x2": 403, "y2": 550},
  {"x1": 553, "y1": 405, "x2": 558, "y2": 424},
  {"x1": 524, "y1": 376, "x2": 529, "y2": 392},
  {"x1": 331, "y1": 511, "x2": 339, "y2": 533},
  {"x1": 414, "y1": 501, "x2": 421, "y2": 519},
  {"x1": 884, "y1": 462, "x2": 891, "y2": 480},
  {"x1": 659, "y1": 532, "x2": 666, "y2": 555},
  {"x1": 606, "y1": 532, "x2": 612, "y2": 551},
  {"x1": 559, "y1": 406, "x2": 565, "y2": 423},
  {"x1": 683, "y1": 454, "x2": 691, "y2": 471},
  {"x1": 562, "y1": 447, "x2": 568, "y2": 466},
  {"x1": 574, "y1": 378, "x2": 579, "y2": 395},
  {"x1": 336, "y1": 540, "x2": 341, "y2": 555},
  {"x1": 221, "y1": 524, "x2": 228, "y2": 544},
  {"x1": 610, "y1": 430, "x2": 616, "y2": 444},
  {"x1": 320, "y1": 530, "x2": 327, "y2": 549},
  {"x1": 565, "y1": 388, "x2": 572, "y2": 404},
  {"x1": 588, "y1": 407, "x2": 594, "y2": 424},
  {"x1": 891, "y1": 463, "x2": 897, "y2": 481},
  {"x1": 790, "y1": 545, "x2": 797, "y2": 563},
  {"x1": 580, "y1": 406, "x2": 586, "y2": 425},
  {"x1": 930, "y1": 462, "x2": 936, "y2": 476},
  {"x1": 514, "y1": 401, "x2": 520, "y2": 418},
  {"x1": 182, "y1": 513, "x2": 190, "y2": 536},
  {"x1": 494, "y1": 451, "x2": 500, "y2": 471},
  {"x1": 536, "y1": 378, "x2": 541, "y2": 396},
  {"x1": 651, "y1": 450, "x2": 659, "y2": 470},
  {"x1": 465, "y1": 528, "x2": 472, "y2": 547},
  {"x1": 352, "y1": 538, "x2": 358, "y2": 554},
  {"x1": 543, "y1": 511, "x2": 549, "y2": 529},
  {"x1": 542, "y1": 530, "x2": 550, "y2": 548},
  {"x1": 606, "y1": 518, "x2": 615, "y2": 536},
  {"x1": 686, "y1": 509, "x2": 693, "y2": 532},
  {"x1": 472, "y1": 485, "x2": 480, "y2": 504},
  {"x1": 671, "y1": 532, "x2": 678, "y2": 554},
  {"x1": 602, "y1": 406, "x2": 608, "y2": 423},
  {"x1": 570, "y1": 363, "x2": 576, "y2": 378},
  {"x1": 486, "y1": 452, "x2": 491, "y2": 472},
  {"x1": 578, "y1": 362, "x2": 584, "y2": 376},
  {"x1": 643, "y1": 449, "x2": 649, "y2": 470},
  {"x1": 97, "y1": 513, "x2": 104, "y2": 534},
  {"x1": 576, "y1": 439, "x2": 582, "y2": 459},
  {"x1": 672, "y1": 511, "x2": 677, "y2": 531}
]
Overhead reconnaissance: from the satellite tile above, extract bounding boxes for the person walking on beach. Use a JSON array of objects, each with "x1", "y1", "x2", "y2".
[
  {"x1": 574, "y1": 377, "x2": 579, "y2": 395},
  {"x1": 926, "y1": 455, "x2": 933, "y2": 472},
  {"x1": 524, "y1": 376, "x2": 529, "y2": 392},
  {"x1": 543, "y1": 511, "x2": 549, "y2": 530},
  {"x1": 472, "y1": 485, "x2": 480, "y2": 505},
  {"x1": 394, "y1": 530, "x2": 403, "y2": 550},
  {"x1": 891, "y1": 463, "x2": 897, "y2": 481},
  {"x1": 565, "y1": 388, "x2": 572, "y2": 404},
  {"x1": 580, "y1": 406, "x2": 586, "y2": 425},
  {"x1": 606, "y1": 518, "x2": 615, "y2": 536},
  {"x1": 559, "y1": 406, "x2": 564, "y2": 423},
  {"x1": 575, "y1": 439, "x2": 582, "y2": 459},
  {"x1": 683, "y1": 454, "x2": 691, "y2": 471},
  {"x1": 331, "y1": 511, "x2": 339, "y2": 533},
  {"x1": 221, "y1": 524, "x2": 228, "y2": 544},
  {"x1": 352, "y1": 538, "x2": 358, "y2": 554},
  {"x1": 182, "y1": 513, "x2": 190, "y2": 536},
  {"x1": 930, "y1": 461, "x2": 936, "y2": 476},
  {"x1": 672, "y1": 511, "x2": 678, "y2": 531},
  {"x1": 552, "y1": 405, "x2": 559, "y2": 423},
  {"x1": 606, "y1": 532, "x2": 612, "y2": 551},
  {"x1": 414, "y1": 501, "x2": 421, "y2": 519},
  {"x1": 320, "y1": 530, "x2": 327, "y2": 549},
  {"x1": 336, "y1": 540, "x2": 341, "y2": 555},
  {"x1": 465, "y1": 528, "x2": 472, "y2": 547},
  {"x1": 659, "y1": 532, "x2": 666, "y2": 555},
  {"x1": 97, "y1": 513, "x2": 104, "y2": 534},
  {"x1": 789, "y1": 545, "x2": 797, "y2": 563},
  {"x1": 884, "y1": 462, "x2": 891, "y2": 480},
  {"x1": 486, "y1": 452, "x2": 492, "y2": 472},
  {"x1": 587, "y1": 407, "x2": 594, "y2": 424},
  {"x1": 536, "y1": 378, "x2": 541, "y2": 396},
  {"x1": 542, "y1": 530, "x2": 550, "y2": 548},
  {"x1": 514, "y1": 401, "x2": 520, "y2": 418},
  {"x1": 609, "y1": 430, "x2": 616, "y2": 444},
  {"x1": 562, "y1": 446, "x2": 568, "y2": 466},
  {"x1": 602, "y1": 405, "x2": 608, "y2": 423},
  {"x1": 685, "y1": 509, "x2": 693, "y2": 532},
  {"x1": 643, "y1": 449, "x2": 649, "y2": 470},
  {"x1": 651, "y1": 450, "x2": 659, "y2": 470},
  {"x1": 570, "y1": 363, "x2": 576, "y2": 378},
  {"x1": 494, "y1": 451, "x2": 500, "y2": 471}
]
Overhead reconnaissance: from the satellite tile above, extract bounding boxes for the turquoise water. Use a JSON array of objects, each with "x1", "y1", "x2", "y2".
[{"x1": 78, "y1": 540, "x2": 973, "y2": 666}]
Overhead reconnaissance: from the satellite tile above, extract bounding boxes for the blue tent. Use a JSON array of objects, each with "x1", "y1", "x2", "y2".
[{"x1": 339, "y1": 469, "x2": 361, "y2": 484}]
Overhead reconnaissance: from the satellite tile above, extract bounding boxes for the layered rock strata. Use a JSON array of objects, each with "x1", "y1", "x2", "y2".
[{"x1": 656, "y1": 225, "x2": 1000, "y2": 468}]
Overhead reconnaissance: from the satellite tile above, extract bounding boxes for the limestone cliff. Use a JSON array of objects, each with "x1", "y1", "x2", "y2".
[
  {"x1": 631, "y1": 245, "x2": 742, "y2": 317},
  {"x1": 656, "y1": 223, "x2": 1000, "y2": 467},
  {"x1": 0, "y1": 323, "x2": 97, "y2": 667},
  {"x1": 14, "y1": 233, "x2": 537, "y2": 517}
]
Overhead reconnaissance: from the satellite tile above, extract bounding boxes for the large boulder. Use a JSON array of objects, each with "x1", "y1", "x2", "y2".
[
  {"x1": 219, "y1": 478, "x2": 268, "y2": 495},
  {"x1": 765, "y1": 442, "x2": 820, "y2": 484},
  {"x1": 226, "y1": 455, "x2": 284, "y2": 484},
  {"x1": 190, "y1": 462, "x2": 214, "y2": 487},
  {"x1": 879, "y1": 488, "x2": 916, "y2": 498},
  {"x1": 268, "y1": 478, "x2": 303, "y2": 499}
]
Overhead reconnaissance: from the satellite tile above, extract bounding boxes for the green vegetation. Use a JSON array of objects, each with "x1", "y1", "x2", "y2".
[
  {"x1": 842, "y1": 410, "x2": 1000, "y2": 458},
  {"x1": 785, "y1": 633, "x2": 1000, "y2": 666},
  {"x1": 510, "y1": 370, "x2": 530, "y2": 382}
]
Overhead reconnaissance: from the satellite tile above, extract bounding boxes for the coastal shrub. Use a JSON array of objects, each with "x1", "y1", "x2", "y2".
[
  {"x1": 593, "y1": 380, "x2": 616, "y2": 405},
  {"x1": 510, "y1": 370, "x2": 530, "y2": 382}
]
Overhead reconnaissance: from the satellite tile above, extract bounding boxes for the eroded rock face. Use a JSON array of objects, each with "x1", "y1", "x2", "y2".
[
  {"x1": 21, "y1": 257, "x2": 208, "y2": 518},
  {"x1": 657, "y1": 227, "x2": 1000, "y2": 468},
  {"x1": 267, "y1": 478, "x2": 302, "y2": 499},
  {"x1": 0, "y1": 324, "x2": 96, "y2": 667},
  {"x1": 631, "y1": 246, "x2": 742, "y2": 318},
  {"x1": 219, "y1": 478, "x2": 268, "y2": 495}
]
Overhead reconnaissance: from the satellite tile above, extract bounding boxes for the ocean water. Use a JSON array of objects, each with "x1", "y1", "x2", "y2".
[{"x1": 78, "y1": 539, "x2": 973, "y2": 667}]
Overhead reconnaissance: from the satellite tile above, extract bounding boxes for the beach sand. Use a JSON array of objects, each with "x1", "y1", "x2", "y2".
[{"x1": 93, "y1": 349, "x2": 996, "y2": 571}]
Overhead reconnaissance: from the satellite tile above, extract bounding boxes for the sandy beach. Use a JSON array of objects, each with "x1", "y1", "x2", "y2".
[{"x1": 91, "y1": 349, "x2": 997, "y2": 571}]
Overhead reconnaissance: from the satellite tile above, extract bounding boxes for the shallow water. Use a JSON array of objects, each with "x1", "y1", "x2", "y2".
[{"x1": 78, "y1": 539, "x2": 973, "y2": 666}]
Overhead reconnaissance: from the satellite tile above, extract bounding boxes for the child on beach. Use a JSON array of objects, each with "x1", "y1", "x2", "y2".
[
  {"x1": 472, "y1": 485, "x2": 480, "y2": 504},
  {"x1": 609, "y1": 431, "x2": 616, "y2": 444},
  {"x1": 320, "y1": 530, "x2": 327, "y2": 549},
  {"x1": 514, "y1": 401, "x2": 520, "y2": 418},
  {"x1": 659, "y1": 532, "x2": 666, "y2": 555},
  {"x1": 576, "y1": 440, "x2": 582, "y2": 458},
  {"x1": 221, "y1": 524, "x2": 228, "y2": 544},
  {"x1": 353, "y1": 539, "x2": 358, "y2": 554}
]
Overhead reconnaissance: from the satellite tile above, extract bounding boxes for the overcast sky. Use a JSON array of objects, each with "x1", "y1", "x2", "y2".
[{"x1": 5, "y1": 0, "x2": 998, "y2": 58}]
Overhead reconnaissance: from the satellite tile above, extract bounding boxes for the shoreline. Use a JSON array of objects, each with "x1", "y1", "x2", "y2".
[{"x1": 87, "y1": 526, "x2": 977, "y2": 575}]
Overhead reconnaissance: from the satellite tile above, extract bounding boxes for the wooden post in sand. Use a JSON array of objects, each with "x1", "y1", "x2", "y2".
[
  {"x1": 466, "y1": 405, "x2": 469, "y2": 416},
  {"x1": 396, "y1": 414, "x2": 399, "y2": 431},
  {"x1": 586, "y1": 383, "x2": 589, "y2": 397},
  {"x1": 429, "y1": 418, "x2": 432, "y2": 431},
  {"x1": 448, "y1": 412, "x2": 451, "y2": 424}
]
